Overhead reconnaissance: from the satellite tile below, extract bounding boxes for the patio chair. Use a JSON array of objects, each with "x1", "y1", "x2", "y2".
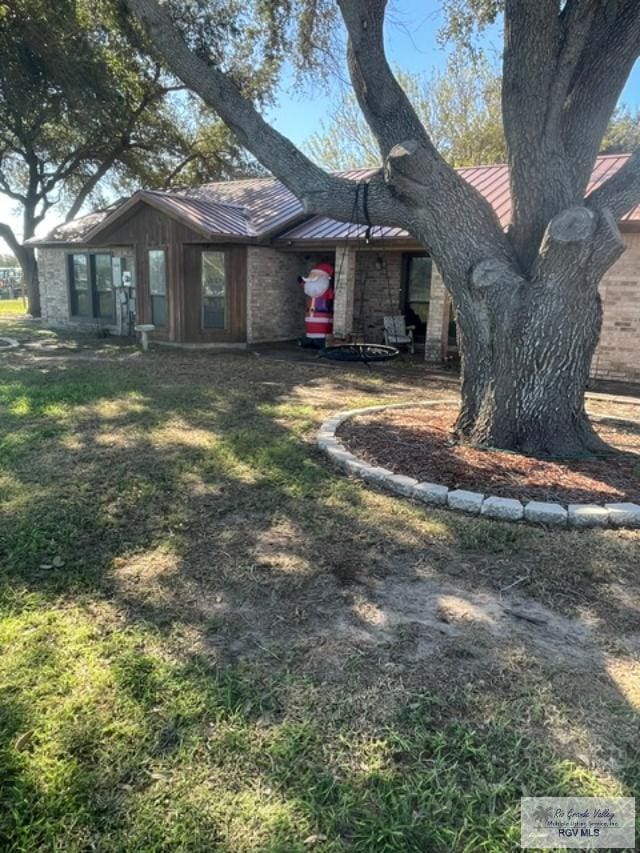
[{"x1": 383, "y1": 315, "x2": 415, "y2": 354}]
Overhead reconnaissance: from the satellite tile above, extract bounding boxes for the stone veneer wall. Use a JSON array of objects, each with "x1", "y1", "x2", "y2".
[
  {"x1": 246, "y1": 247, "x2": 307, "y2": 343},
  {"x1": 353, "y1": 251, "x2": 403, "y2": 342},
  {"x1": 332, "y1": 246, "x2": 356, "y2": 337},
  {"x1": 591, "y1": 231, "x2": 640, "y2": 383},
  {"x1": 39, "y1": 245, "x2": 135, "y2": 335}
]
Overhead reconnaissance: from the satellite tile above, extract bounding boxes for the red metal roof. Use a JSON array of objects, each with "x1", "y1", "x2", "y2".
[
  {"x1": 28, "y1": 154, "x2": 638, "y2": 247},
  {"x1": 277, "y1": 154, "x2": 639, "y2": 243}
]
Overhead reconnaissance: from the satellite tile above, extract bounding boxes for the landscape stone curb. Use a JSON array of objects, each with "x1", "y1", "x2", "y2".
[
  {"x1": 524, "y1": 501, "x2": 568, "y2": 528},
  {"x1": 317, "y1": 400, "x2": 640, "y2": 531},
  {"x1": 481, "y1": 496, "x2": 524, "y2": 521},
  {"x1": 448, "y1": 489, "x2": 484, "y2": 515}
]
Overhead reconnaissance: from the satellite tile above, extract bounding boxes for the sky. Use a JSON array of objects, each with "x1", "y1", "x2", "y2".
[
  {"x1": 2, "y1": 0, "x2": 640, "y2": 252},
  {"x1": 266, "y1": 0, "x2": 640, "y2": 147}
]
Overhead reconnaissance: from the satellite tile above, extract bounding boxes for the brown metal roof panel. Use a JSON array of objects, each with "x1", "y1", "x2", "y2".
[
  {"x1": 278, "y1": 216, "x2": 411, "y2": 242},
  {"x1": 586, "y1": 154, "x2": 626, "y2": 192},
  {"x1": 144, "y1": 191, "x2": 255, "y2": 237},
  {"x1": 181, "y1": 177, "x2": 304, "y2": 234}
]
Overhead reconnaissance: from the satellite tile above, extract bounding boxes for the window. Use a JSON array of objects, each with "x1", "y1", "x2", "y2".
[
  {"x1": 92, "y1": 254, "x2": 115, "y2": 321},
  {"x1": 405, "y1": 256, "x2": 432, "y2": 330},
  {"x1": 148, "y1": 249, "x2": 167, "y2": 327},
  {"x1": 69, "y1": 252, "x2": 114, "y2": 320},
  {"x1": 202, "y1": 251, "x2": 226, "y2": 329},
  {"x1": 69, "y1": 254, "x2": 90, "y2": 317}
]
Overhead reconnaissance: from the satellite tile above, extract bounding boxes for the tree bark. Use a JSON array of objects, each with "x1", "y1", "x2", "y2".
[
  {"x1": 18, "y1": 246, "x2": 40, "y2": 318},
  {"x1": 453, "y1": 207, "x2": 624, "y2": 457},
  {"x1": 455, "y1": 275, "x2": 605, "y2": 457},
  {"x1": 0, "y1": 222, "x2": 40, "y2": 317}
]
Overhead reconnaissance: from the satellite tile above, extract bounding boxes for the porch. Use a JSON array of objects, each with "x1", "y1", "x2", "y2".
[{"x1": 269, "y1": 243, "x2": 457, "y2": 363}]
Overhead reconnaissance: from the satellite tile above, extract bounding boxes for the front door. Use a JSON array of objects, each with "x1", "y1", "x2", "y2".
[{"x1": 182, "y1": 245, "x2": 246, "y2": 343}]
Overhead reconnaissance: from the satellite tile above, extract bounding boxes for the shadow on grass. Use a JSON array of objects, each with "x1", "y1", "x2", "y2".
[{"x1": 0, "y1": 348, "x2": 639, "y2": 850}]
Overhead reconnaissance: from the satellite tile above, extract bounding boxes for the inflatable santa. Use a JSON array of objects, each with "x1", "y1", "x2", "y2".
[{"x1": 298, "y1": 262, "x2": 334, "y2": 346}]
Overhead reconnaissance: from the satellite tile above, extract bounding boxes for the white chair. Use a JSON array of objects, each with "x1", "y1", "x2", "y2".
[{"x1": 383, "y1": 315, "x2": 415, "y2": 354}]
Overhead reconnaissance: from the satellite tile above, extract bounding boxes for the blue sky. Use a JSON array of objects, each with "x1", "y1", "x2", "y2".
[
  {"x1": 2, "y1": 0, "x2": 639, "y2": 248},
  {"x1": 266, "y1": 0, "x2": 640, "y2": 147}
]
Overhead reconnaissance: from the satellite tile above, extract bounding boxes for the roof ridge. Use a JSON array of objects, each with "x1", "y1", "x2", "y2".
[
  {"x1": 144, "y1": 189, "x2": 251, "y2": 213},
  {"x1": 199, "y1": 175, "x2": 279, "y2": 188}
]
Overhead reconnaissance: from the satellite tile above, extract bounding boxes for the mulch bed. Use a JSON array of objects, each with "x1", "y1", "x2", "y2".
[{"x1": 338, "y1": 405, "x2": 640, "y2": 505}]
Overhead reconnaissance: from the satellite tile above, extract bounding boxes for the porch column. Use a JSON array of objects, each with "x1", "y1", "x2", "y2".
[
  {"x1": 332, "y1": 246, "x2": 356, "y2": 338},
  {"x1": 425, "y1": 263, "x2": 448, "y2": 363}
]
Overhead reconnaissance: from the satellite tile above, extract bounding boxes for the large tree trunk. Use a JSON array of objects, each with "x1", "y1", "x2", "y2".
[
  {"x1": 455, "y1": 280, "x2": 605, "y2": 457},
  {"x1": 15, "y1": 245, "x2": 40, "y2": 318},
  {"x1": 451, "y1": 207, "x2": 624, "y2": 458}
]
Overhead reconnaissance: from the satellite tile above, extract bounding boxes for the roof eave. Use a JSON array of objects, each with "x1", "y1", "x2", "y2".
[{"x1": 274, "y1": 236, "x2": 425, "y2": 251}]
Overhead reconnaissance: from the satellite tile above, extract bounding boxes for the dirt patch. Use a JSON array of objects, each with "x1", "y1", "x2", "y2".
[{"x1": 338, "y1": 405, "x2": 640, "y2": 505}]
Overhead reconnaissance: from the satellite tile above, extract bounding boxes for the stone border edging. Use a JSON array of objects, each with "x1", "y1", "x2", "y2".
[{"x1": 317, "y1": 400, "x2": 640, "y2": 530}]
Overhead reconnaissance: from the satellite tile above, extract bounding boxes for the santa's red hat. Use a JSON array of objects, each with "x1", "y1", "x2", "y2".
[{"x1": 316, "y1": 262, "x2": 334, "y2": 276}]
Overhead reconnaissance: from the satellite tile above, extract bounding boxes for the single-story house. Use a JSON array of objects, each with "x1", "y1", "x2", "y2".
[{"x1": 28, "y1": 154, "x2": 640, "y2": 382}]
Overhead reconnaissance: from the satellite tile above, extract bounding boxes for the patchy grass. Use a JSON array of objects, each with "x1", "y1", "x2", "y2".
[{"x1": 0, "y1": 318, "x2": 638, "y2": 851}]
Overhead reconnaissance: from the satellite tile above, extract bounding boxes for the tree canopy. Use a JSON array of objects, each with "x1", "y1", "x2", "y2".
[
  {"x1": 306, "y1": 58, "x2": 639, "y2": 172},
  {"x1": 306, "y1": 56, "x2": 505, "y2": 170},
  {"x1": 0, "y1": 0, "x2": 276, "y2": 312}
]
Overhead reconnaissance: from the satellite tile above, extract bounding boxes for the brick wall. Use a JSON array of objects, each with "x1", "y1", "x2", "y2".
[
  {"x1": 353, "y1": 251, "x2": 403, "y2": 341},
  {"x1": 39, "y1": 246, "x2": 135, "y2": 335},
  {"x1": 246, "y1": 248, "x2": 402, "y2": 345},
  {"x1": 246, "y1": 247, "x2": 308, "y2": 343},
  {"x1": 591, "y1": 231, "x2": 640, "y2": 383}
]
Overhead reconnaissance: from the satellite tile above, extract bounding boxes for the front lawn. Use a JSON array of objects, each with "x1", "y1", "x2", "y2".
[
  {"x1": 1, "y1": 320, "x2": 638, "y2": 851},
  {"x1": 0, "y1": 298, "x2": 28, "y2": 316}
]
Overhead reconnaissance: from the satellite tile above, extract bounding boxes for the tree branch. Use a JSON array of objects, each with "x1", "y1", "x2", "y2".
[
  {"x1": 124, "y1": 0, "x2": 406, "y2": 228},
  {"x1": 0, "y1": 170, "x2": 28, "y2": 204},
  {"x1": 563, "y1": 0, "x2": 640, "y2": 187},
  {"x1": 124, "y1": 0, "x2": 516, "y2": 303},
  {"x1": 501, "y1": 0, "x2": 584, "y2": 270},
  {"x1": 64, "y1": 159, "x2": 122, "y2": 223},
  {"x1": 0, "y1": 221, "x2": 23, "y2": 260},
  {"x1": 586, "y1": 150, "x2": 640, "y2": 220},
  {"x1": 160, "y1": 152, "x2": 199, "y2": 188},
  {"x1": 503, "y1": 0, "x2": 561, "y2": 139},
  {"x1": 547, "y1": 0, "x2": 598, "y2": 132},
  {"x1": 337, "y1": 0, "x2": 431, "y2": 159}
]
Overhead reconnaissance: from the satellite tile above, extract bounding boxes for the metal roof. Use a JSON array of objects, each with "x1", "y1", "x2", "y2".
[
  {"x1": 24, "y1": 201, "x2": 125, "y2": 246},
  {"x1": 28, "y1": 177, "x2": 306, "y2": 246},
  {"x1": 277, "y1": 154, "x2": 639, "y2": 243},
  {"x1": 28, "y1": 154, "x2": 638, "y2": 247},
  {"x1": 177, "y1": 176, "x2": 304, "y2": 234},
  {"x1": 82, "y1": 190, "x2": 258, "y2": 242}
]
